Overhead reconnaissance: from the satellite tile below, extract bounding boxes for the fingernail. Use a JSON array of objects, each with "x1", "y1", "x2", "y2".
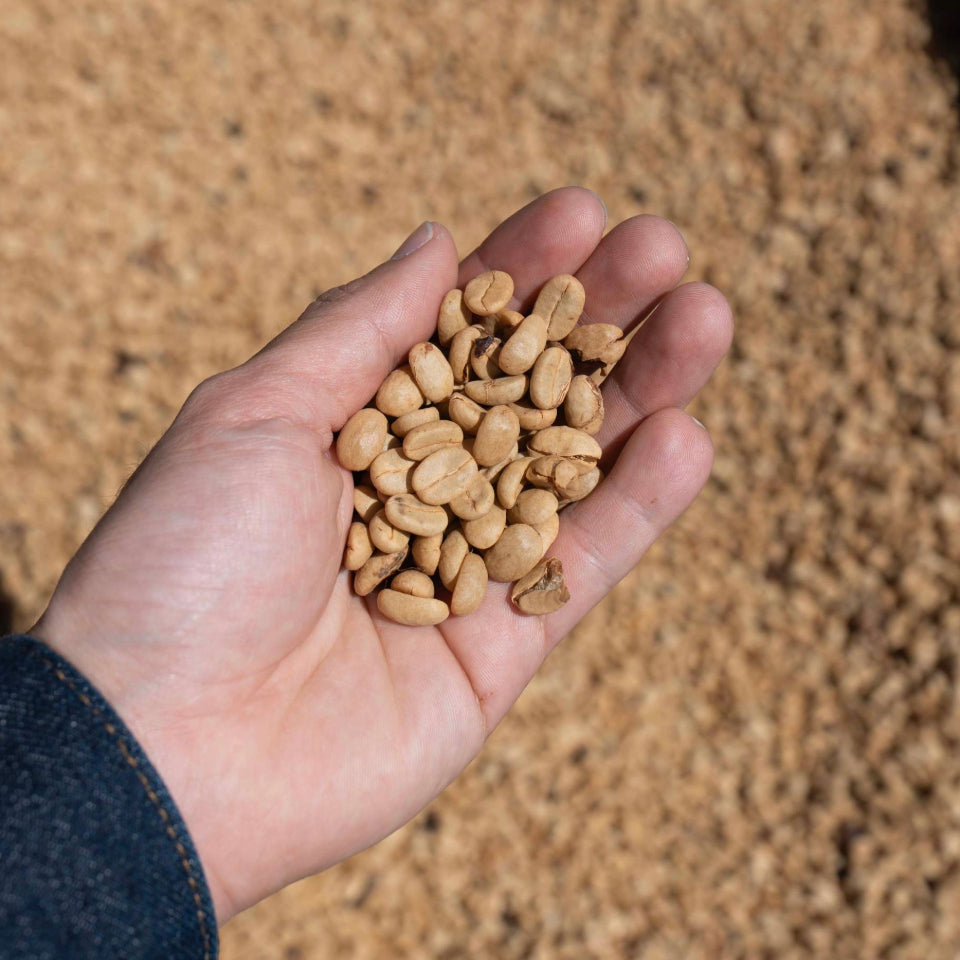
[
  {"x1": 586, "y1": 188, "x2": 608, "y2": 225},
  {"x1": 391, "y1": 221, "x2": 435, "y2": 260},
  {"x1": 691, "y1": 416, "x2": 707, "y2": 430}
]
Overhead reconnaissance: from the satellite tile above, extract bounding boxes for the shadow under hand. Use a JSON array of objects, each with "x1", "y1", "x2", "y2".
[{"x1": 927, "y1": 0, "x2": 960, "y2": 100}]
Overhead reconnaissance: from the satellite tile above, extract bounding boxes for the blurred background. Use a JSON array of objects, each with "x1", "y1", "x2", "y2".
[{"x1": 2, "y1": 0, "x2": 959, "y2": 956}]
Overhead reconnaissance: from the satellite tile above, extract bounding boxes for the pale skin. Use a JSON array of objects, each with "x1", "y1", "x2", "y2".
[{"x1": 31, "y1": 187, "x2": 733, "y2": 923}]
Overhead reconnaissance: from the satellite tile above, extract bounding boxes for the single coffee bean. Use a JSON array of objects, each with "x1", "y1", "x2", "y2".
[
  {"x1": 532, "y1": 511, "x2": 560, "y2": 554},
  {"x1": 369, "y1": 447, "x2": 418, "y2": 496},
  {"x1": 598, "y1": 337, "x2": 628, "y2": 366},
  {"x1": 533, "y1": 274, "x2": 585, "y2": 340},
  {"x1": 402, "y1": 419, "x2": 464, "y2": 460},
  {"x1": 449, "y1": 473, "x2": 496, "y2": 520},
  {"x1": 507, "y1": 400, "x2": 557, "y2": 431},
  {"x1": 483, "y1": 523, "x2": 543, "y2": 582},
  {"x1": 408, "y1": 342, "x2": 455, "y2": 403},
  {"x1": 344, "y1": 521, "x2": 374, "y2": 570},
  {"x1": 412, "y1": 533, "x2": 443, "y2": 576},
  {"x1": 496, "y1": 457, "x2": 533, "y2": 509},
  {"x1": 375, "y1": 365, "x2": 424, "y2": 417},
  {"x1": 462, "y1": 505, "x2": 506, "y2": 550},
  {"x1": 564, "y1": 375, "x2": 604, "y2": 435},
  {"x1": 463, "y1": 375, "x2": 528, "y2": 406},
  {"x1": 508, "y1": 488, "x2": 559, "y2": 526},
  {"x1": 412, "y1": 446, "x2": 479, "y2": 505},
  {"x1": 369, "y1": 509, "x2": 410, "y2": 554},
  {"x1": 353, "y1": 483, "x2": 383, "y2": 523},
  {"x1": 498, "y1": 313, "x2": 548, "y2": 375},
  {"x1": 438, "y1": 288, "x2": 471, "y2": 346},
  {"x1": 473, "y1": 404, "x2": 521, "y2": 467},
  {"x1": 391, "y1": 406, "x2": 440, "y2": 438},
  {"x1": 450, "y1": 552, "x2": 488, "y2": 617},
  {"x1": 526, "y1": 456, "x2": 594, "y2": 500},
  {"x1": 448, "y1": 326, "x2": 484, "y2": 383},
  {"x1": 464, "y1": 270, "x2": 514, "y2": 316},
  {"x1": 447, "y1": 392, "x2": 487, "y2": 434},
  {"x1": 527, "y1": 426, "x2": 602, "y2": 462},
  {"x1": 480, "y1": 443, "x2": 520, "y2": 482},
  {"x1": 529, "y1": 345, "x2": 574, "y2": 410},
  {"x1": 354, "y1": 547, "x2": 408, "y2": 596},
  {"x1": 336, "y1": 408, "x2": 389, "y2": 471},
  {"x1": 469, "y1": 336, "x2": 500, "y2": 381},
  {"x1": 377, "y1": 589, "x2": 450, "y2": 626},
  {"x1": 510, "y1": 557, "x2": 570, "y2": 614},
  {"x1": 384, "y1": 493, "x2": 449, "y2": 536},
  {"x1": 391, "y1": 569, "x2": 435, "y2": 599},
  {"x1": 439, "y1": 529, "x2": 470, "y2": 589},
  {"x1": 556, "y1": 466, "x2": 601, "y2": 504},
  {"x1": 563, "y1": 323, "x2": 625, "y2": 364}
]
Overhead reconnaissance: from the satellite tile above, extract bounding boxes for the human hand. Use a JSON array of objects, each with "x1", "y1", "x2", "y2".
[{"x1": 32, "y1": 187, "x2": 732, "y2": 922}]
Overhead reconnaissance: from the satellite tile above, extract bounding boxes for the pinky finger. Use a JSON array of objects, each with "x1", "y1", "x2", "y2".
[{"x1": 542, "y1": 408, "x2": 714, "y2": 649}]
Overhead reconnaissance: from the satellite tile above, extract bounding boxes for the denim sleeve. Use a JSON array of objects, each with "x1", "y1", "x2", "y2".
[{"x1": 0, "y1": 635, "x2": 218, "y2": 960}]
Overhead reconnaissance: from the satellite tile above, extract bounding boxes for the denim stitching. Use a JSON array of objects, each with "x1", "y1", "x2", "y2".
[{"x1": 36, "y1": 652, "x2": 213, "y2": 960}]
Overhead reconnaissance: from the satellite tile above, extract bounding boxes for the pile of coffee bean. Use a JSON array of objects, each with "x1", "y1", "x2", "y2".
[{"x1": 337, "y1": 270, "x2": 627, "y2": 626}]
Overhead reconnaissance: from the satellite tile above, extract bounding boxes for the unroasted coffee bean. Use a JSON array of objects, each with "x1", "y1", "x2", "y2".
[
  {"x1": 511, "y1": 557, "x2": 570, "y2": 614},
  {"x1": 532, "y1": 511, "x2": 560, "y2": 554},
  {"x1": 508, "y1": 488, "x2": 559, "y2": 526},
  {"x1": 533, "y1": 274, "x2": 586, "y2": 340},
  {"x1": 563, "y1": 324, "x2": 625, "y2": 364},
  {"x1": 447, "y1": 392, "x2": 486, "y2": 434},
  {"x1": 464, "y1": 270, "x2": 514, "y2": 316},
  {"x1": 564, "y1": 375, "x2": 604, "y2": 434},
  {"x1": 391, "y1": 407, "x2": 439, "y2": 438},
  {"x1": 438, "y1": 288, "x2": 471, "y2": 347},
  {"x1": 391, "y1": 569, "x2": 435, "y2": 599},
  {"x1": 448, "y1": 326, "x2": 484, "y2": 383},
  {"x1": 337, "y1": 408, "x2": 389, "y2": 471},
  {"x1": 494, "y1": 309, "x2": 524, "y2": 333},
  {"x1": 480, "y1": 444, "x2": 520, "y2": 482},
  {"x1": 498, "y1": 313, "x2": 548, "y2": 375},
  {"x1": 402, "y1": 419, "x2": 464, "y2": 461},
  {"x1": 529, "y1": 345, "x2": 573, "y2": 410},
  {"x1": 462, "y1": 505, "x2": 506, "y2": 550},
  {"x1": 369, "y1": 447, "x2": 418, "y2": 496},
  {"x1": 439, "y1": 529, "x2": 470, "y2": 589},
  {"x1": 473, "y1": 404, "x2": 520, "y2": 467},
  {"x1": 449, "y1": 473, "x2": 495, "y2": 520},
  {"x1": 470, "y1": 336, "x2": 503, "y2": 380},
  {"x1": 384, "y1": 494, "x2": 449, "y2": 536},
  {"x1": 557, "y1": 466, "x2": 601, "y2": 504},
  {"x1": 484, "y1": 523, "x2": 543, "y2": 582},
  {"x1": 353, "y1": 484, "x2": 382, "y2": 523},
  {"x1": 412, "y1": 533, "x2": 442, "y2": 576},
  {"x1": 375, "y1": 365, "x2": 423, "y2": 417},
  {"x1": 463, "y1": 375, "x2": 528, "y2": 406},
  {"x1": 409, "y1": 342, "x2": 455, "y2": 403},
  {"x1": 355, "y1": 547, "x2": 408, "y2": 596},
  {"x1": 527, "y1": 426, "x2": 602, "y2": 462},
  {"x1": 451, "y1": 552, "x2": 488, "y2": 616},
  {"x1": 526, "y1": 456, "x2": 594, "y2": 500},
  {"x1": 413, "y1": 446, "x2": 479, "y2": 505},
  {"x1": 377, "y1": 589, "x2": 450, "y2": 626},
  {"x1": 344, "y1": 521, "x2": 374, "y2": 570},
  {"x1": 369, "y1": 509, "x2": 410, "y2": 554},
  {"x1": 496, "y1": 457, "x2": 533, "y2": 509},
  {"x1": 507, "y1": 400, "x2": 557, "y2": 432}
]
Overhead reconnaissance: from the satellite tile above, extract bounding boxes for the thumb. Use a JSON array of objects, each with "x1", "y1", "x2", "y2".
[{"x1": 225, "y1": 221, "x2": 460, "y2": 431}]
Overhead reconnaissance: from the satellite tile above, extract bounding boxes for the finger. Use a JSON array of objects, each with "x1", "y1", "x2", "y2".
[
  {"x1": 545, "y1": 409, "x2": 714, "y2": 646},
  {"x1": 458, "y1": 187, "x2": 607, "y2": 308},
  {"x1": 595, "y1": 282, "x2": 733, "y2": 460},
  {"x1": 231, "y1": 222, "x2": 460, "y2": 430},
  {"x1": 437, "y1": 408, "x2": 713, "y2": 730},
  {"x1": 575, "y1": 214, "x2": 689, "y2": 329}
]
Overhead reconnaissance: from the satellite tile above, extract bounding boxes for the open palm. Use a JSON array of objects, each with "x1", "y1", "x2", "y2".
[{"x1": 34, "y1": 188, "x2": 732, "y2": 923}]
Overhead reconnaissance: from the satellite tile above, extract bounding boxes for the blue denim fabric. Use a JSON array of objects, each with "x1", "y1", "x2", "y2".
[{"x1": 0, "y1": 635, "x2": 218, "y2": 959}]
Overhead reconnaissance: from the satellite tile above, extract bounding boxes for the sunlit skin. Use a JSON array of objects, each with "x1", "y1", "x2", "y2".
[{"x1": 33, "y1": 188, "x2": 733, "y2": 922}]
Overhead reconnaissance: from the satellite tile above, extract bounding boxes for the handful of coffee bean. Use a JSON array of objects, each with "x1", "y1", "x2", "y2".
[{"x1": 337, "y1": 270, "x2": 626, "y2": 626}]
